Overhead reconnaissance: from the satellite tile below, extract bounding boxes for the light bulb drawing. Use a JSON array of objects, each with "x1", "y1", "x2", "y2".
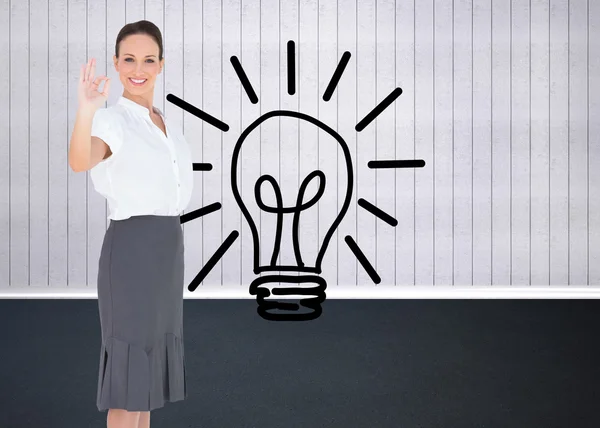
[
  {"x1": 231, "y1": 110, "x2": 352, "y2": 321},
  {"x1": 169, "y1": 40, "x2": 426, "y2": 321}
]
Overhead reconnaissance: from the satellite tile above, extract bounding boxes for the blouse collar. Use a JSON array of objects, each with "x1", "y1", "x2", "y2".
[{"x1": 117, "y1": 96, "x2": 165, "y2": 118}]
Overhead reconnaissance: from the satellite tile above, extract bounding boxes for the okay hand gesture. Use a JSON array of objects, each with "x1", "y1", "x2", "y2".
[{"x1": 78, "y1": 58, "x2": 110, "y2": 111}]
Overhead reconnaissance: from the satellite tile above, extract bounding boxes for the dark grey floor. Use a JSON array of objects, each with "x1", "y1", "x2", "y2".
[{"x1": 0, "y1": 299, "x2": 598, "y2": 428}]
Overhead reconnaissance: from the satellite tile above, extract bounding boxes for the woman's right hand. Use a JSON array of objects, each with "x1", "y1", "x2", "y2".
[{"x1": 78, "y1": 58, "x2": 110, "y2": 111}]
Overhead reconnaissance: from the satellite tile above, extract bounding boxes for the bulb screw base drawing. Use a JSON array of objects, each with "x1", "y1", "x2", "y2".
[{"x1": 249, "y1": 274, "x2": 327, "y2": 321}]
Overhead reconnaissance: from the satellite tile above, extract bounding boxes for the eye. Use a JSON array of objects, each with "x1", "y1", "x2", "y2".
[
  {"x1": 147, "y1": 59, "x2": 154, "y2": 63},
  {"x1": 125, "y1": 58, "x2": 133, "y2": 62}
]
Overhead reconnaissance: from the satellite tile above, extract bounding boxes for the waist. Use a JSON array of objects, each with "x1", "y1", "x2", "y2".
[{"x1": 109, "y1": 214, "x2": 182, "y2": 225}]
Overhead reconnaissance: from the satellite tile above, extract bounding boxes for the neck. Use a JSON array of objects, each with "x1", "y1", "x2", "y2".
[{"x1": 122, "y1": 91, "x2": 154, "y2": 114}]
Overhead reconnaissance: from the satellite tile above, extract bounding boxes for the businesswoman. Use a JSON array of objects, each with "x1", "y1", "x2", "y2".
[{"x1": 68, "y1": 20, "x2": 192, "y2": 428}]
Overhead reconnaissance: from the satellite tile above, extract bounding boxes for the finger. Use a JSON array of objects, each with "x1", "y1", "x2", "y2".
[
  {"x1": 79, "y1": 64, "x2": 84, "y2": 83},
  {"x1": 91, "y1": 76, "x2": 106, "y2": 87},
  {"x1": 89, "y1": 58, "x2": 96, "y2": 83},
  {"x1": 84, "y1": 58, "x2": 91, "y2": 82},
  {"x1": 101, "y1": 78, "x2": 110, "y2": 97},
  {"x1": 95, "y1": 76, "x2": 109, "y2": 93},
  {"x1": 85, "y1": 58, "x2": 94, "y2": 82}
]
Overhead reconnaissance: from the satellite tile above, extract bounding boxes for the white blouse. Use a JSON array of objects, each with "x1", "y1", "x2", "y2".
[{"x1": 89, "y1": 96, "x2": 194, "y2": 221}]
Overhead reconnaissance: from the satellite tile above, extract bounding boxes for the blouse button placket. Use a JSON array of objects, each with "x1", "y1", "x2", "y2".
[{"x1": 151, "y1": 115, "x2": 182, "y2": 213}]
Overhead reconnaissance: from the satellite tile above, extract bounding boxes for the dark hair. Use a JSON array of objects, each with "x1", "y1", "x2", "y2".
[{"x1": 115, "y1": 20, "x2": 163, "y2": 61}]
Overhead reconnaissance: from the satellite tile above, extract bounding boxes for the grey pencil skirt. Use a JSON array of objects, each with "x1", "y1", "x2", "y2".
[{"x1": 96, "y1": 214, "x2": 187, "y2": 412}]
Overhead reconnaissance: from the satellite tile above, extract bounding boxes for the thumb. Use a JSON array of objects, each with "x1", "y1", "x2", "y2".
[{"x1": 101, "y1": 78, "x2": 110, "y2": 97}]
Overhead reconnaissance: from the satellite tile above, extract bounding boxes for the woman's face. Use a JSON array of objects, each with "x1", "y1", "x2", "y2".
[{"x1": 113, "y1": 33, "x2": 163, "y2": 97}]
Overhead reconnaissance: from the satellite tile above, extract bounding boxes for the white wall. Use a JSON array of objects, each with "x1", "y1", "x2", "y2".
[{"x1": 1, "y1": 0, "x2": 599, "y2": 295}]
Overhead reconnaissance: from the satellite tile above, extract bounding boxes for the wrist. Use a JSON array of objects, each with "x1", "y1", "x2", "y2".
[{"x1": 77, "y1": 104, "x2": 98, "y2": 118}]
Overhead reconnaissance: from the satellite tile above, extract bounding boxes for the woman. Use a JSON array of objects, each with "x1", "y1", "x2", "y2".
[{"x1": 68, "y1": 20, "x2": 193, "y2": 428}]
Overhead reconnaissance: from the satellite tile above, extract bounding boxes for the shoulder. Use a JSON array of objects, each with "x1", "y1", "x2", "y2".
[
  {"x1": 91, "y1": 105, "x2": 129, "y2": 155},
  {"x1": 92, "y1": 105, "x2": 130, "y2": 138},
  {"x1": 94, "y1": 104, "x2": 127, "y2": 124}
]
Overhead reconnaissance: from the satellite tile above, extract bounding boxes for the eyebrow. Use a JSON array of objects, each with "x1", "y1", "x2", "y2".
[{"x1": 123, "y1": 53, "x2": 157, "y2": 58}]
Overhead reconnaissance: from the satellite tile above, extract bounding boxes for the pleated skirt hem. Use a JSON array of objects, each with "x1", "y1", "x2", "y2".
[{"x1": 96, "y1": 332, "x2": 187, "y2": 412}]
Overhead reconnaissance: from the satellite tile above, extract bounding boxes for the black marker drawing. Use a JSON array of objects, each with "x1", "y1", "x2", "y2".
[
  {"x1": 230, "y1": 56, "x2": 259, "y2": 104},
  {"x1": 368, "y1": 159, "x2": 425, "y2": 169},
  {"x1": 344, "y1": 235, "x2": 381, "y2": 285},
  {"x1": 170, "y1": 40, "x2": 426, "y2": 321},
  {"x1": 166, "y1": 93, "x2": 229, "y2": 132},
  {"x1": 287, "y1": 41, "x2": 296, "y2": 95},
  {"x1": 357, "y1": 198, "x2": 399, "y2": 227},
  {"x1": 179, "y1": 202, "x2": 221, "y2": 224},
  {"x1": 188, "y1": 231, "x2": 240, "y2": 292},
  {"x1": 355, "y1": 87, "x2": 402, "y2": 132},
  {"x1": 192, "y1": 162, "x2": 213, "y2": 171},
  {"x1": 232, "y1": 110, "x2": 351, "y2": 321},
  {"x1": 323, "y1": 51, "x2": 351, "y2": 102}
]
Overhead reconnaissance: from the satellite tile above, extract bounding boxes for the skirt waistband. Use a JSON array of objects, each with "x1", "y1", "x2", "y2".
[
  {"x1": 111, "y1": 214, "x2": 181, "y2": 222},
  {"x1": 109, "y1": 215, "x2": 182, "y2": 228}
]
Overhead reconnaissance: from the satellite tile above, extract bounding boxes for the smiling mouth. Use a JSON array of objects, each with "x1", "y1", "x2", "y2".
[{"x1": 129, "y1": 78, "x2": 147, "y2": 86}]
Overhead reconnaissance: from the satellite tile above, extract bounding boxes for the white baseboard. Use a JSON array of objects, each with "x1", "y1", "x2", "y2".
[{"x1": 1, "y1": 285, "x2": 599, "y2": 299}]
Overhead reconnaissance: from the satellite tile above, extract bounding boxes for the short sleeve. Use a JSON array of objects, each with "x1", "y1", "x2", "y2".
[{"x1": 91, "y1": 108, "x2": 123, "y2": 157}]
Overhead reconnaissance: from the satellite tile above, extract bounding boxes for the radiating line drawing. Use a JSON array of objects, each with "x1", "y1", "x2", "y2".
[
  {"x1": 169, "y1": 40, "x2": 426, "y2": 321},
  {"x1": 357, "y1": 198, "x2": 398, "y2": 227},
  {"x1": 180, "y1": 202, "x2": 221, "y2": 224},
  {"x1": 323, "y1": 51, "x2": 351, "y2": 101},
  {"x1": 192, "y1": 163, "x2": 213, "y2": 171},
  {"x1": 229, "y1": 55, "x2": 259, "y2": 104}
]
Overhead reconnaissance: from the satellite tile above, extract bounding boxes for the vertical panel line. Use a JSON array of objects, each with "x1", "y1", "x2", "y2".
[
  {"x1": 105, "y1": 0, "x2": 108, "y2": 230},
  {"x1": 86, "y1": 0, "x2": 89, "y2": 286},
  {"x1": 238, "y1": 0, "x2": 244, "y2": 287},
  {"x1": 567, "y1": 0, "x2": 570, "y2": 285},
  {"x1": 529, "y1": 0, "x2": 532, "y2": 285},
  {"x1": 394, "y1": 0, "x2": 396, "y2": 286},
  {"x1": 259, "y1": 0, "x2": 261, "y2": 274},
  {"x1": 374, "y1": 0, "x2": 377, "y2": 275},
  {"x1": 67, "y1": 0, "x2": 69, "y2": 286},
  {"x1": 162, "y1": 0, "x2": 165, "y2": 114},
  {"x1": 587, "y1": 0, "x2": 589, "y2": 285},
  {"x1": 297, "y1": 0, "x2": 300, "y2": 278},
  {"x1": 433, "y1": 0, "x2": 435, "y2": 286},
  {"x1": 452, "y1": 0, "x2": 454, "y2": 285},
  {"x1": 179, "y1": 0, "x2": 183, "y2": 262},
  {"x1": 202, "y1": 0, "x2": 205, "y2": 282},
  {"x1": 298, "y1": 0, "x2": 300, "y2": 277},
  {"x1": 278, "y1": 0, "x2": 280, "y2": 270},
  {"x1": 8, "y1": 0, "x2": 11, "y2": 286},
  {"x1": 182, "y1": 0, "x2": 185, "y2": 243},
  {"x1": 221, "y1": 0, "x2": 223, "y2": 284},
  {"x1": 510, "y1": 0, "x2": 512, "y2": 285},
  {"x1": 29, "y1": 0, "x2": 31, "y2": 286},
  {"x1": 471, "y1": 0, "x2": 473, "y2": 285},
  {"x1": 48, "y1": 0, "x2": 50, "y2": 286}
]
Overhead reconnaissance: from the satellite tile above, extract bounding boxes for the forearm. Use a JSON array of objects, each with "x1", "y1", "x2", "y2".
[{"x1": 68, "y1": 105, "x2": 97, "y2": 171}]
